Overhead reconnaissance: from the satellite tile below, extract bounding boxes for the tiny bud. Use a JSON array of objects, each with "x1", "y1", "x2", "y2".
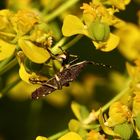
[{"x1": 88, "y1": 19, "x2": 110, "y2": 42}]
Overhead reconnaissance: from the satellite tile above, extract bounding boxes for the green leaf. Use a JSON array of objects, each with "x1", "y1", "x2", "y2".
[{"x1": 62, "y1": 15, "x2": 88, "y2": 37}]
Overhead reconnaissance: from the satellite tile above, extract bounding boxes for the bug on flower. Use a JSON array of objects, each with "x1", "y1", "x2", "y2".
[{"x1": 30, "y1": 59, "x2": 111, "y2": 99}]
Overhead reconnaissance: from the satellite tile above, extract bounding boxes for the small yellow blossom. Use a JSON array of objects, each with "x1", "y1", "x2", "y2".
[
  {"x1": 36, "y1": 136, "x2": 48, "y2": 140},
  {"x1": 87, "y1": 130, "x2": 105, "y2": 140},
  {"x1": 62, "y1": 14, "x2": 119, "y2": 52},
  {"x1": 62, "y1": 1, "x2": 122, "y2": 52},
  {"x1": 108, "y1": 0, "x2": 131, "y2": 10},
  {"x1": 106, "y1": 102, "x2": 131, "y2": 127},
  {"x1": 7, "y1": 0, "x2": 31, "y2": 10},
  {"x1": 58, "y1": 132, "x2": 82, "y2": 140},
  {"x1": 115, "y1": 23, "x2": 140, "y2": 60},
  {"x1": 11, "y1": 9, "x2": 39, "y2": 36},
  {"x1": 0, "y1": 9, "x2": 51, "y2": 64}
]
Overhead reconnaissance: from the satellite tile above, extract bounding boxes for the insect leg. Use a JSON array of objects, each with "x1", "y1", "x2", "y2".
[
  {"x1": 54, "y1": 74, "x2": 62, "y2": 90},
  {"x1": 29, "y1": 77, "x2": 58, "y2": 89},
  {"x1": 29, "y1": 77, "x2": 47, "y2": 85},
  {"x1": 42, "y1": 83, "x2": 58, "y2": 89}
]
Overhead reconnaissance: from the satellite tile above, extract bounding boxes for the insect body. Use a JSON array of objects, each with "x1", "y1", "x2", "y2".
[
  {"x1": 31, "y1": 61, "x2": 93, "y2": 99},
  {"x1": 30, "y1": 60, "x2": 110, "y2": 99}
]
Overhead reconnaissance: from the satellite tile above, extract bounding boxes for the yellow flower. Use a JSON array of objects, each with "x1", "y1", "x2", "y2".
[
  {"x1": 87, "y1": 130, "x2": 105, "y2": 140},
  {"x1": 0, "y1": 9, "x2": 51, "y2": 63},
  {"x1": 115, "y1": 23, "x2": 140, "y2": 60},
  {"x1": 62, "y1": 1, "x2": 123, "y2": 52},
  {"x1": 58, "y1": 132, "x2": 82, "y2": 140},
  {"x1": 62, "y1": 14, "x2": 119, "y2": 52},
  {"x1": 36, "y1": 136, "x2": 48, "y2": 140},
  {"x1": 106, "y1": 102, "x2": 131, "y2": 127},
  {"x1": 17, "y1": 51, "x2": 48, "y2": 83},
  {"x1": 11, "y1": 9, "x2": 39, "y2": 36},
  {"x1": 7, "y1": 0, "x2": 31, "y2": 10},
  {"x1": 80, "y1": 2, "x2": 122, "y2": 27},
  {"x1": 0, "y1": 10, "x2": 15, "y2": 42},
  {"x1": 108, "y1": 0, "x2": 131, "y2": 10}
]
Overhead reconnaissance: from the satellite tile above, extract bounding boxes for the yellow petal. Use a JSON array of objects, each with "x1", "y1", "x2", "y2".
[
  {"x1": 58, "y1": 132, "x2": 82, "y2": 140},
  {"x1": 115, "y1": 23, "x2": 140, "y2": 60},
  {"x1": 36, "y1": 136, "x2": 48, "y2": 140},
  {"x1": 9, "y1": 81, "x2": 39, "y2": 100},
  {"x1": 93, "y1": 33, "x2": 120, "y2": 52},
  {"x1": 71, "y1": 102, "x2": 82, "y2": 121},
  {"x1": 99, "y1": 110, "x2": 120, "y2": 137},
  {"x1": 0, "y1": 39, "x2": 16, "y2": 60},
  {"x1": 62, "y1": 15, "x2": 88, "y2": 36},
  {"x1": 19, "y1": 63, "x2": 36, "y2": 84},
  {"x1": 18, "y1": 38, "x2": 50, "y2": 63}
]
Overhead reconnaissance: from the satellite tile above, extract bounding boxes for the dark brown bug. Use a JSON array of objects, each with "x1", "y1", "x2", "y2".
[{"x1": 30, "y1": 61, "x2": 110, "y2": 99}]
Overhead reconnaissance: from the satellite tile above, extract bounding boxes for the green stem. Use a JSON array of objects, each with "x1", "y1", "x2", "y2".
[
  {"x1": 62, "y1": 35, "x2": 83, "y2": 51},
  {"x1": 95, "y1": 84, "x2": 131, "y2": 116},
  {"x1": 51, "y1": 37, "x2": 68, "y2": 54},
  {"x1": 0, "y1": 56, "x2": 13, "y2": 68},
  {"x1": 44, "y1": 0, "x2": 79, "y2": 22},
  {"x1": 84, "y1": 80, "x2": 131, "y2": 124},
  {"x1": 48, "y1": 129, "x2": 68, "y2": 140},
  {"x1": 0, "y1": 77, "x2": 21, "y2": 97},
  {"x1": 0, "y1": 58, "x2": 18, "y2": 76},
  {"x1": 51, "y1": 35, "x2": 83, "y2": 55}
]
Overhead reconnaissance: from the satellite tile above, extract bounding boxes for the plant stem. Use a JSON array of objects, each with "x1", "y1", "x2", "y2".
[
  {"x1": 84, "y1": 81, "x2": 131, "y2": 124},
  {"x1": 0, "y1": 55, "x2": 14, "y2": 68},
  {"x1": 51, "y1": 35, "x2": 83, "y2": 55},
  {"x1": 95, "y1": 85, "x2": 130, "y2": 116},
  {"x1": 48, "y1": 129, "x2": 68, "y2": 140},
  {"x1": 62, "y1": 35, "x2": 83, "y2": 51},
  {"x1": 51, "y1": 37, "x2": 68, "y2": 54},
  {"x1": 45, "y1": 0, "x2": 79, "y2": 22},
  {"x1": 0, "y1": 58, "x2": 18, "y2": 76},
  {"x1": 0, "y1": 77, "x2": 21, "y2": 97}
]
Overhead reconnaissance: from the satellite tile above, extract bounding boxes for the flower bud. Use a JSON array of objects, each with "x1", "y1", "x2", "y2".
[{"x1": 88, "y1": 19, "x2": 110, "y2": 42}]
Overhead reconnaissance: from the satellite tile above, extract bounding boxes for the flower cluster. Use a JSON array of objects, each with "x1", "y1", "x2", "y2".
[
  {"x1": 62, "y1": 0, "x2": 130, "y2": 52},
  {"x1": 0, "y1": 9, "x2": 63, "y2": 84}
]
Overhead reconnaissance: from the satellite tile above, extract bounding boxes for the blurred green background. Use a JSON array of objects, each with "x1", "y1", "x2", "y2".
[{"x1": 0, "y1": 0, "x2": 139, "y2": 140}]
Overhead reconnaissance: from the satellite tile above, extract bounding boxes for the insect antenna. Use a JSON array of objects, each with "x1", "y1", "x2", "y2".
[{"x1": 87, "y1": 61, "x2": 112, "y2": 69}]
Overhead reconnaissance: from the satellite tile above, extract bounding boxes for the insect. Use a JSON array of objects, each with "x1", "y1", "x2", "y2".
[{"x1": 30, "y1": 60, "x2": 111, "y2": 99}]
